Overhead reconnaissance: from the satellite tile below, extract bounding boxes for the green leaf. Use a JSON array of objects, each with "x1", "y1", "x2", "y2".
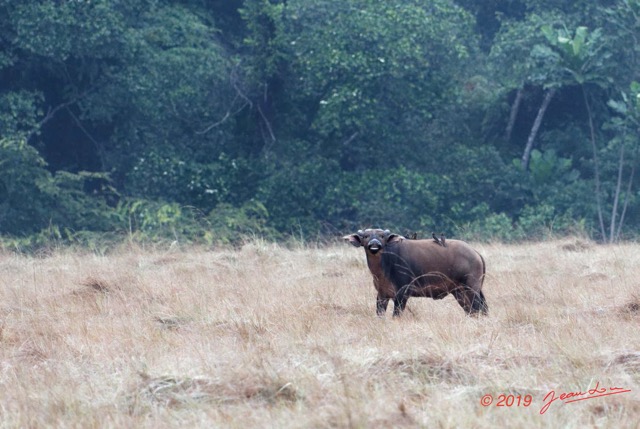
[
  {"x1": 607, "y1": 99, "x2": 628, "y2": 115},
  {"x1": 540, "y1": 25, "x2": 555, "y2": 43},
  {"x1": 573, "y1": 26, "x2": 588, "y2": 56}
]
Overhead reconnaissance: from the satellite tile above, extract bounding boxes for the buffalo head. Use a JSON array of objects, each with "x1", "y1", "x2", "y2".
[{"x1": 343, "y1": 228, "x2": 404, "y2": 255}]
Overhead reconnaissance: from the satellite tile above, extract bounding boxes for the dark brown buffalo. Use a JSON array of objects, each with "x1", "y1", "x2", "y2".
[{"x1": 343, "y1": 228, "x2": 487, "y2": 317}]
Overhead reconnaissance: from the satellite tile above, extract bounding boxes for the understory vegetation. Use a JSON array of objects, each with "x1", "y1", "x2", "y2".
[{"x1": 1, "y1": 1, "x2": 640, "y2": 247}]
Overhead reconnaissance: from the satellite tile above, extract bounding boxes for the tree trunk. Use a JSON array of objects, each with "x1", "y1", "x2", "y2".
[
  {"x1": 615, "y1": 140, "x2": 639, "y2": 241},
  {"x1": 609, "y1": 141, "x2": 625, "y2": 241},
  {"x1": 521, "y1": 88, "x2": 556, "y2": 171},
  {"x1": 506, "y1": 87, "x2": 524, "y2": 142},
  {"x1": 582, "y1": 86, "x2": 607, "y2": 242}
]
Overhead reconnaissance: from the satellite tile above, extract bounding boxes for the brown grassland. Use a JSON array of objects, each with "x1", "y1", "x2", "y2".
[{"x1": 0, "y1": 238, "x2": 639, "y2": 428}]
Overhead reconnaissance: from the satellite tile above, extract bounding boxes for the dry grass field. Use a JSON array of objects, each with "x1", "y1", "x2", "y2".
[{"x1": 0, "y1": 238, "x2": 639, "y2": 428}]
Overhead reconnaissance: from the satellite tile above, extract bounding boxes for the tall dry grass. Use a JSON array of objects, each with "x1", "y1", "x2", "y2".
[{"x1": 0, "y1": 238, "x2": 638, "y2": 428}]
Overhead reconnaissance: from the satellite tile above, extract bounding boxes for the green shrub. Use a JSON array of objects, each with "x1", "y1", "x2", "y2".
[
  {"x1": 206, "y1": 200, "x2": 278, "y2": 244},
  {"x1": 0, "y1": 139, "x2": 115, "y2": 235}
]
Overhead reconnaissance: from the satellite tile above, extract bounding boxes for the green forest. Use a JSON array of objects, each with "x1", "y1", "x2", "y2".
[{"x1": 1, "y1": 0, "x2": 639, "y2": 247}]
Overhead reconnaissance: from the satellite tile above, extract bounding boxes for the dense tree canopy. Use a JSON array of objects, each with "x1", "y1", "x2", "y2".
[{"x1": 1, "y1": 0, "x2": 639, "y2": 247}]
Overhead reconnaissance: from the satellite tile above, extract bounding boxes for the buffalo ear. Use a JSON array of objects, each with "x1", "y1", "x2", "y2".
[
  {"x1": 343, "y1": 233, "x2": 363, "y2": 247},
  {"x1": 386, "y1": 233, "x2": 404, "y2": 244}
]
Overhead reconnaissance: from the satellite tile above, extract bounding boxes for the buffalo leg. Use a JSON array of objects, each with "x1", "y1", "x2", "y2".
[
  {"x1": 376, "y1": 295, "x2": 390, "y2": 316},
  {"x1": 452, "y1": 288, "x2": 473, "y2": 314},
  {"x1": 392, "y1": 293, "x2": 409, "y2": 317},
  {"x1": 453, "y1": 287, "x2": 488, "y2": 316},
  {"x1": 471, "y1": 290, "x2": 488, "y2": 315}
]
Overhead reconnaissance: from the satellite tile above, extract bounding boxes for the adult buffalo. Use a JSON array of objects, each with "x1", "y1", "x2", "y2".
[{"x1": 343, "y1": 228, "x2": 487, "y2": 317}]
